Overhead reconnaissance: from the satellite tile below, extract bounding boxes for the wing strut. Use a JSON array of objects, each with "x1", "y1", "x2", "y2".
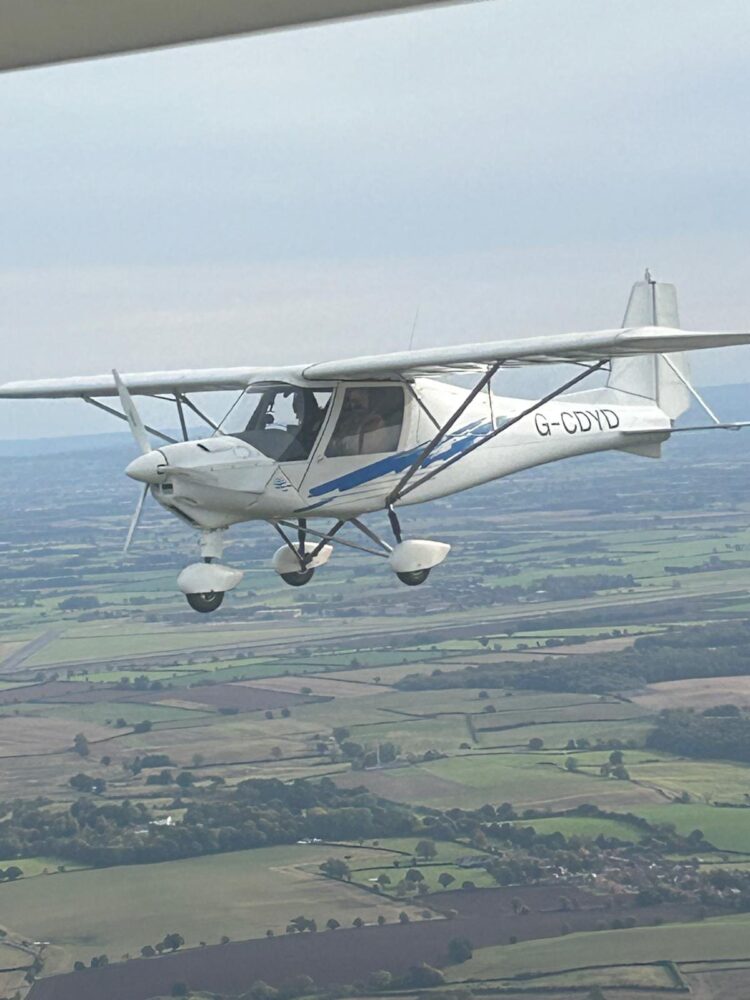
[{"x1": 387, "y1": 359, "x2": 609, "y2": 505}]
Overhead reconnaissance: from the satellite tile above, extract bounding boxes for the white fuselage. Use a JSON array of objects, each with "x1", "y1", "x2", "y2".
[{"x1": 141, "y1": 377, "x2": 671, "y2": 530}]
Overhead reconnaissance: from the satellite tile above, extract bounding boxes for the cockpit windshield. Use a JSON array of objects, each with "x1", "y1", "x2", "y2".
[{"x1": 227, "y1": 386, "x2": 332, "y2": 462}]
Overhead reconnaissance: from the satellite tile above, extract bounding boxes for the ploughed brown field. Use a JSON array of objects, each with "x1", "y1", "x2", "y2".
[{"x1": 27, "y1": 886, "x2": 711, "y2": 1000}]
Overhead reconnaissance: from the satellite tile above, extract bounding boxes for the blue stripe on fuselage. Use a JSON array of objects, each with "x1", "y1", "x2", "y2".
[{"x1": 307, "y1": 420, "x2": 491, "y2": 498}]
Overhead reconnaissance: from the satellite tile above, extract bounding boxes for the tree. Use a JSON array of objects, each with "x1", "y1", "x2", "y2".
[
  {"x1": 73, "y1": 733, "x2": 90, "y2": 757},
  {"x1": 447, "y1": 937, "x2": 473, "y2": 964},
  {"x1": 141, "y1": 945, "x2": 156, "y2": 958},
  {"x1": 609, "y1": 749, "x2": 624, "y2": 765},
  {"x1": 319, "y1": 858, "x2": 351, "y2": 880},
  {"x1": 376, "y1": 872, "x2": 391, "y2": 886},
  {"x1": 438, "y1": 872, "x2": 456, "y2": 889},
  {"x1": 399, "y1": 911, "x2": 410, "y2": 923},
  {"x1": 176, "y1": 771, "x2": 194, "y2": 788},
  {"x1": 352, "y1": 916, "x2": 365, "y2": 928},
  {"x1": 377, "y1": 914, "x2": 386, "y2": 925},
  {"x1": 565, "y1": 757, "x2": 579, "y2": 772},
  {"x1": 405, "y1": 869, "x2": 424, "y2": 884},
  {"x1": 415, "y1": 838, "x2": 437, "y2": 860},
  {"x1": 73, "y1": 961, "x2": 86, "y2": 972},
  {"x1": 162, "y1": 933, "x2": 185, "y2": 952},
  {"x1": 326, "y1": 918, "x2": 340, "y2": 931}
]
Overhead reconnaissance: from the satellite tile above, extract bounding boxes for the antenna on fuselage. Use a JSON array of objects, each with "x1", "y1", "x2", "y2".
[{"x1": 407, "y1": 306, "x2": 421, "y2": 351}]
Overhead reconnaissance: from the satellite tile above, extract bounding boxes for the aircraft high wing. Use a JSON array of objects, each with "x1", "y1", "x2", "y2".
[
  {"x1": 1, "y1": 325, "x2": 750, "y2": 398},
  {"x1": 0, "y1": 0, "x2": 479, "y2": 73}
]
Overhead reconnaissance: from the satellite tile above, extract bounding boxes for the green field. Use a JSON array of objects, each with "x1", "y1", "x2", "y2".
[
  {"x1": 636, "y1": 803, "x2": 750, "y2": 853},
  {"x1": 1, "y1": 844, "x2": 423, "y2": 970},
  {"x1": 448, "y1": 913, "x2": 750, "y2": 980}
]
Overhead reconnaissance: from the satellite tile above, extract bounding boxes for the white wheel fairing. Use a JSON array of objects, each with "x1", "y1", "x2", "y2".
[
  {"x1": 178, "y1": 562, "x2": 244, "y2": 595},
  {"x1": 388, "y1": 539, "x2": 450, "y2": 574}
]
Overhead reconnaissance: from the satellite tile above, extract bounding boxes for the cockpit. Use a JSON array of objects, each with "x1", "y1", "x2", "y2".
[
  {"x1": 228, "y1": 386, "x2": 333, "y2": 461},
  {"x1": 225, "y1": 382, "x2": 406, "y2": 464}
]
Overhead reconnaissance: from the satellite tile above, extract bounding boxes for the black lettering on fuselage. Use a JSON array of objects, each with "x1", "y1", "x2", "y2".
[
  {"x1": 535, "y1": 413, "x2": 551, "y2": 436},
  {"x1": 533, "y1": 407, "x2": 622, "y2": 438}
]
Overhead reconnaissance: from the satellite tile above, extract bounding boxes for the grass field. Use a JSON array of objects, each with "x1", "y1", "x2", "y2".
[
  {"x1": 365, "y1": 753, "x2": 666, "y2": 811},
  {"x1": 2, "y1": 844, "x2": 424, "y2": 971},
  {"x1": 636, "y1": 802, "x2": 750, "y2": 853},
  {"x1": 447, "y1": 913, "x2": 750, "y2": 980},
  {"x1": 514, "y1": 814, "x2": 642, "y2": 841}
]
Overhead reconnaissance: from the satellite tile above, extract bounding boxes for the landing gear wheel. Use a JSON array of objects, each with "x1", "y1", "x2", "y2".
[
  {"x1": 280, "y1": 568, "x2": 315, "y2": 587},
  {"x1": 186, "y1": 591, "x2": 225, "y2": 613},
  {"x1": 397, "y1": 569, "x2": 430, "y2": 586}
]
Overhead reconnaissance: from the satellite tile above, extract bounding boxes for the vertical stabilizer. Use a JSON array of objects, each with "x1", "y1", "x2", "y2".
[{"x1": 607, "y1": 272, "x2": 692, "y2": 419}]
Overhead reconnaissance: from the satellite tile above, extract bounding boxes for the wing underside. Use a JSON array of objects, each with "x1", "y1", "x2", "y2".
[
  {"x1": 0, "y1": 0, "x2": 475, "y2": 73},
  {"x1": 1, "y1": 325, "x2": 749, "y2": 399}
]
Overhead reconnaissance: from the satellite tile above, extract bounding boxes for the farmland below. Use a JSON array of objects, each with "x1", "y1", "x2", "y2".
[{"x1": 0, "y1": 401, "x2": 749, "y2": 1000}]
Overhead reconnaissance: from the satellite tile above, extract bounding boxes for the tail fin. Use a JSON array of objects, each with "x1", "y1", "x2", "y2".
[{"x1": 607, "y1": 272, "x2": 692, "y2": 419}]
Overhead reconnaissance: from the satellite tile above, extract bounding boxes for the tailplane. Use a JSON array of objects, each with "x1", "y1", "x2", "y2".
[{"x1": 607, "y1": 272, "x2": 691, "y2": 419}]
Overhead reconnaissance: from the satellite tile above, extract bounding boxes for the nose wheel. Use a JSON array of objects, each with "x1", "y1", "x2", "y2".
[{"x1": 186, "y1": 591, "x2": 225, "y2": 613}]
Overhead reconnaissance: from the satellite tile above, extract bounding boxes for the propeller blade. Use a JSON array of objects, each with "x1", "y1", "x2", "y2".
[
  {"x1": 124, "y1": 483, "x2": 149, "y2": 553},
  {"x1": 113, "y1": 369, "x2": 151, "y2": 455}
]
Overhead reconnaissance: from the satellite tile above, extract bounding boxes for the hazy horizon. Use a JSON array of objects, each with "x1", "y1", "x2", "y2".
[{"x1": 2, "y1": 0, "x2": 750, "y2": 438}]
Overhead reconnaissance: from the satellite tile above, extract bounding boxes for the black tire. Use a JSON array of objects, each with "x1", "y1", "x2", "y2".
[
  {"x1": 396, "y1": 569, "x2": 430, "y2": 586},
  {"x1": 186, "y1": 591, "x2": 225, "y2": 613},
  {"x1": 280, "y1": 568, "x2": 315, "y2": 587}
]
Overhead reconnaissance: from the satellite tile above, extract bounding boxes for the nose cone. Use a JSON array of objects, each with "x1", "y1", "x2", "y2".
[{"x1": 125, "y1": 451, "x2": 165, "y2": 484}]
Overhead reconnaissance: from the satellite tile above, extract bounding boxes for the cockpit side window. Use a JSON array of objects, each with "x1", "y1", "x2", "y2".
[
  {"x1": 230, "y1": 387, "x2": 331, "y2": 461},
  {"x1": 325, "y1": 386, "x2": 405, "y2": 458}
]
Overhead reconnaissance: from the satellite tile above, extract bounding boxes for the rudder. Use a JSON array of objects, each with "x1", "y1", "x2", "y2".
[{"x1": 607, "y1": 272, "x2": 692, "y2": 419}]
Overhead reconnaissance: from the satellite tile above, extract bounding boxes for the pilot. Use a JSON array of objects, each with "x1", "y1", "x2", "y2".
[{"x1": 293, "y1": 391, "x2": 325, "y2": 454}]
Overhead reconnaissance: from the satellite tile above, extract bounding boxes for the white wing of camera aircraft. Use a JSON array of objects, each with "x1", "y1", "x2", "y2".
[
  {"x1": 1, "y1": 275, "x2": 748, "y2": 612},
  {"x1": 0, "y1": 0, "x2": 479, "y2": 72}
]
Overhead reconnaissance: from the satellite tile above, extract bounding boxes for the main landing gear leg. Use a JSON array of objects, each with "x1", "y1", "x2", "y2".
[{"x1": 384, "y1": 505, "x2": 449, "y2": 586}]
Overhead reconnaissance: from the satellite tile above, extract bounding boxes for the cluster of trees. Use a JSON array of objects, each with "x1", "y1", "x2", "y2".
[
  {"x1": 0, "y1": 778, "x2": 418, "y2": 867},
  {"x1": 69, "y1": 773, "x2": 106, "y2": 794},
  {"x1": 396, "y1": 620, "x2": 750, "y2": 694},
  {"x1": 647, "y1": 707, "x2": 750, "y2": 763},
  {"x1": 141, "y1": 932, "x2": 185, "y2": 956}
]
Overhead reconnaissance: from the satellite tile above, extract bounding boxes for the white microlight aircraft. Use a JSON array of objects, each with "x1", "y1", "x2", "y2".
[{"x1": 1, "y1": 275, "x2": 748, "y2": 613}]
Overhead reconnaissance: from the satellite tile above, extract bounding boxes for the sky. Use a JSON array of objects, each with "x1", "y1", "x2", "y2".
[{"x1": 1, "y1": 0, "x2": 749, "y2": 438}]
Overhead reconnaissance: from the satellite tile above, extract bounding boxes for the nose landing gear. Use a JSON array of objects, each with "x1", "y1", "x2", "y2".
[{"x1": 178, "y1": 530, "x2": 243, "y2": 614}]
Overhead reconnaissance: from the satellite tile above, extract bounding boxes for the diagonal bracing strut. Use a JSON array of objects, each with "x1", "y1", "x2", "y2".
[{"x1": 387, "y1": 359, "x2": 609, "y2": 505}]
